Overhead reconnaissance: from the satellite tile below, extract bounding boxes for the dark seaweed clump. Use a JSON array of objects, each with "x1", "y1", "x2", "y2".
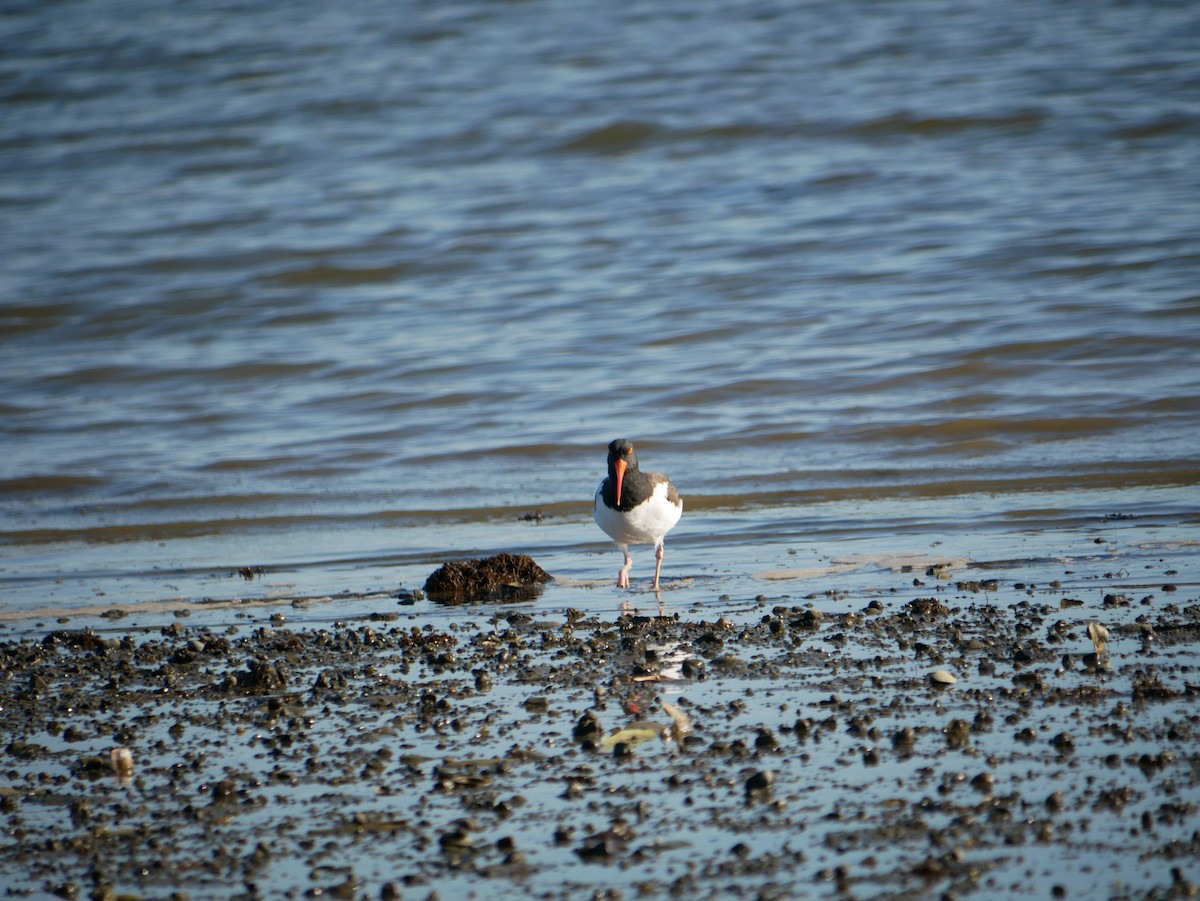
[{"x1": 424, "y1": 552, "x2": 550, "y2": 604}]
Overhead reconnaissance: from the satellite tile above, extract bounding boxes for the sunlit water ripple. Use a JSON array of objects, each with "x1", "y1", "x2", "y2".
[{"x1": 1, "y1": 0, "x2": 1197, "y2": 614}]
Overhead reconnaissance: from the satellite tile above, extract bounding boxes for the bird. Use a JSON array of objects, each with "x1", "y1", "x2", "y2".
[{"x1": 593, "y1": 438, "x2": 683, "y2": 590}]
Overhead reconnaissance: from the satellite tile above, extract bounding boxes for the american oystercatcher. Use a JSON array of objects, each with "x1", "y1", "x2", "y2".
[{"x1": 593, "y1": 438, "x2": 683, "y2": 590}]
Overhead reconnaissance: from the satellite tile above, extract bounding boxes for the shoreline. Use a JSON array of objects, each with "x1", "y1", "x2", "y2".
[{"x1": 1, "y1": 535, "x2": 1197, "y2": 900}]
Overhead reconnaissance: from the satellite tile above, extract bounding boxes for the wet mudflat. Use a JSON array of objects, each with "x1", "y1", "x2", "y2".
[{"x1": 1, "y1": 547, "x2": 1198, "y2": 901}]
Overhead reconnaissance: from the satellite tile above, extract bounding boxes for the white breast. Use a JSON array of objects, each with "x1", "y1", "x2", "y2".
[{"x1": 593, "y1": 480, "x2": 682, "y2": 548}]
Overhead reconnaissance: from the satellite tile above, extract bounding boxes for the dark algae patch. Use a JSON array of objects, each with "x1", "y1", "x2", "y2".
[
  {"x1": 0, "y1": 559, "x2": 1198, "y2": 900},
  {"x1": 424, "y1": 552, "x2": 551, "y2": 604}
]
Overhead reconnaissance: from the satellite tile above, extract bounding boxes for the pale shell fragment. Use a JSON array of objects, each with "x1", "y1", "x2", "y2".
[
  {"x1": 1087, "y1": 621, "x2": 1109, "y2": 654},
  {"x1": 110, "y1": 747, "x2": 134, "y2": 779},
  {"x1": 660, "y1": 700, "x2": 692, "y2": 740},
  {"x1": 599, "y1": 723, "x2": 664, "y2": 751}
]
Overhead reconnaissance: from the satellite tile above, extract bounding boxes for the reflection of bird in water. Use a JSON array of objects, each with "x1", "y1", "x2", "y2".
[{"x1": 593, "y1": 438, "x2": 682, "y2": 590}]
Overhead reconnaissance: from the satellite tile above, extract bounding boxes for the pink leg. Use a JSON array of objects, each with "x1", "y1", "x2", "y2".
[
  {"x1": 652, "y1": 542, "x2": 665, "y2": 590},
  {"x1": 617, "y1": 547, "x2": 632, "y2": 588}
]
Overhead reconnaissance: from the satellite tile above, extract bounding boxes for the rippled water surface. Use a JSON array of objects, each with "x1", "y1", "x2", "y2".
[{"x1": 1, "y1": 0, "x2": 1198, "y2": 614}]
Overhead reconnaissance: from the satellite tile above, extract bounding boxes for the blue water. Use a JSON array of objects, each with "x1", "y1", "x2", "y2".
[{"x1": 1, "y1": 0, "x2": 1198, "y2": 615}]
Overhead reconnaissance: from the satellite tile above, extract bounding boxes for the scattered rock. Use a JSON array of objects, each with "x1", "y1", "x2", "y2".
[
  {"x1": 223, "y1": 659, "x2": 287, "y2": 692},
  {"x1": 576, "y1": 828, "x2": 630, "y2": 861},
  {"x1": 745, "y1": 769, "x2": 775, "y2": 797},
  {"x1": 906, "y1": 597, "x2": 949, "y2": 618},
  {"x1": 0, "y1": 550, "x2": 1193, "y2": 899},
  {"x1": 944, "y1": 719, "x2": 971, "y2": 749},
  {"x1": 423, "y1": 553, "x2": 551, "y2": 604}
]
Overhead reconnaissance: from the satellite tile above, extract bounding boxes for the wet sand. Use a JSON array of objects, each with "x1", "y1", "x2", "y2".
[{"x1": 1, "y1": 539, "x2": 1198, "y2": 901}]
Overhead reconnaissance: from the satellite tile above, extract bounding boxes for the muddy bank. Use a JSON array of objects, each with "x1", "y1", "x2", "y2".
[{"x1": 1, "y1": 557, "x2": 1198, "y2": 900}]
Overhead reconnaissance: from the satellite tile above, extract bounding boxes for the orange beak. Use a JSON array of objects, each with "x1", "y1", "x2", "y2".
[{"x1": 614, "y1": 458, "x2": 627, "y2": 506}]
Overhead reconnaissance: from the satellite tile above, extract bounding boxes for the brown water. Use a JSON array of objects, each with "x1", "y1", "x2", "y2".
[{"x1": 1, "y1": 0, "x2": 1199, "y2": 615}]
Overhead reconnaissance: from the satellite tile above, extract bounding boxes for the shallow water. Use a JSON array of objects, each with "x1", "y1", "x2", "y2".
[
  {"x1": 1, "y1": 0, "x2": 1198, "y2": 614},
  {"x1": 0, "y1": 520, "x2": 1197, "y2": 900}
]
